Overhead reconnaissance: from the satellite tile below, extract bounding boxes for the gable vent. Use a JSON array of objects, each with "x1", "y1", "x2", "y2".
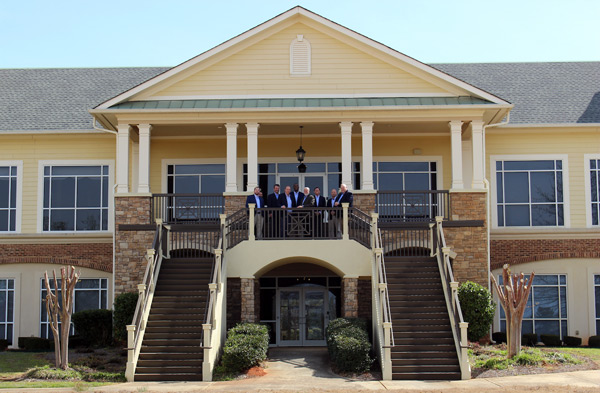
[{"x1": 290, "y1": 35, "x2": 311, "y2": 76}]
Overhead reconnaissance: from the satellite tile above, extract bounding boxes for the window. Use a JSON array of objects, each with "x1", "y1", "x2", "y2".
[
  {"x1": 0, "y1": 279, "x2": 14, "y2": 345},
  {"x1": 42, "y1": 165, "x2": 109, "y2": 231},
  {"x1": 373, "y1": 161, "x2": 437, "y2": 191},
  {"x1": 590, "y1": 159, "x2": 600, "y2": 226},
  {"x1": 499, "y1": 274, "x2": 567, "y2": 339},
  {"x1": 40, "y1": 278, "x2": 108, "y2": 339},
  {"x1": 290, "y1": 35, "x2": 311, "y2": 76},
  {"x1": 595, "y1": 275, "x2": 600, "y2": 334},
  {"x1": 167, "y1": 164, "x2": 225, "y2": 194},
  {"x1": 495, "y1": 159, "x2": 564, "y2": 226},
  {"x1": 0, "y1": 166, "x2": 17, "y2": 232}
]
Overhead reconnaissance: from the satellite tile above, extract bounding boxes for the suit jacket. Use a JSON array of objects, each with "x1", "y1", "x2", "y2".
[
  {"x1": 302, "y1": 194, "x2": 315, "y2": 207},
  {"x1": 314, "y1": 195, "x2": 326, "y2": 208},
  {"x1": 292, "y1": 191, "x2": 304, "y2": 207},
  {"x1": 245, "y1": 194, "x2": 265, "y2": 209},
  {"x1": 335, "y1": 191, "x2": 353, "y2": 207},
  {"x1": 278, "y1": 193, "x2": 297, "y2": 208},
  {"x1": 266, "y1": 193, "x2": 280, "y2": 208}
]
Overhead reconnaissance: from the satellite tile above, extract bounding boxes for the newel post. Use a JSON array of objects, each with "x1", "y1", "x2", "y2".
[
  {"x1": 460, "y1": 321, "x2": 470, "y2": 380},
  {"x1": 342, "y1": 202, "x2": 349, "y2": 240},
  {"x1": 248, "y1": 203, "x2": 255, "y2": 241},
  {"x1": 370, "y1": 212, "x2": 378, "y2": 247},
  {"x1": 220, "y1": 214, "x2": 227, "y2": 250},
  {"x1": 202, "y1": 323, "x2": 213, "y2": 381},
  {"x1": 125, "y1": 325, "x2": 136, "y2": 381},
  {"x1": 382, "y1": 322, "x2": 392, "y2": 380}
]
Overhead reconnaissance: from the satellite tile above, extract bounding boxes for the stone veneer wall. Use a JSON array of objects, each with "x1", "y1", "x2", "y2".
[
  {"x1": 224, "y1": 195, "x2": 247, "y2": 216},
  {"x1": 0, "y1": 243, "x2": 112, "y2": 272},
  {"x1": 357, "y1": 277, "x2": 372, "y2": 320},
  {"x1": 491, "y1": 239, "x2": 600, "y2": 269},
  {"x1": 240, "y1": 277, "x2": 256, "y2": 322},
  {"x1": 114, "y1": 196, "x2": 154, "y2": 295},
  {"x1": 444, "y1": 192, "x2": 488, "y2": 287},
  {"x1": 353, "y1": 193, "x2": 376, "y2": 214},
  {"x1": 227, "y1": 277, "x2": 241, "y2": 330},
  {"x1": 341, "y1": 277, "x2": 358, "y2": 318}
]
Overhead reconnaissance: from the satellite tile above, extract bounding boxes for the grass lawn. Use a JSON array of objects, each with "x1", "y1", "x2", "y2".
[
  {"x1": 0, "y1": 381, "x2": 112, "y2": 389},
  {"x1": 557, "y1": 347, "x2": 600, "y2": 365},
  {"x1": 0, "y1": 351, "x2": 50, "y2": 379}
]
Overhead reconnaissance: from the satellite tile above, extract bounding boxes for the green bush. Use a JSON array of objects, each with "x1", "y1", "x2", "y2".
[
  {"x1": 540, "y1": 334, "x2": 562, "y2": 347},
  {"x1": 522, "y1": 333, "x2": 538, "y2": 346},
  {"x1": 588, "y1": 336, "x2": 600, "y2": 348},
  {"x1": 221, "y1": 323, "x2": 269, "y2": 373},
  {"x1": 18, "y1": 337, "x2": 51, "y2": 351},
  {"x1": 113, "y1": 292, "x2": 139, "y2": 341},
  {"x1": 0, "y1": 339, "x2": 8, "y2": 351},
  {"x1": 457, "y1": 281, "x2": 496, "y2": 342},
  {"x1": 564, "y1": 336, "x2": 582, "y2": 347},
  {"x1": 325, "y1": 318, "x2": 372, "y2": 373},
  {"x1": 328, "y1": 326, "x2": 368, "y2": 360},
  {"x1": 72, "y1": 309, "x2": 113, "y2": 347},
  {"x1": 492, "y1": 331, "x2": 507, "y2": 343}
]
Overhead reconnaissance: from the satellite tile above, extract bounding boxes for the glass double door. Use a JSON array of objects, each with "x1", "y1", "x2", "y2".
[
  {"x1": 277, "y1": 287, "x2": 329, "y2": 346},
  {"x1": 278, "y1": 174, "x2": 325, "y2": 197}
]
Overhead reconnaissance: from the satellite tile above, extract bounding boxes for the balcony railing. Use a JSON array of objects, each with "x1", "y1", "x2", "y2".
[
  {"x1": 151, "y1": 193, "x2": 224, "y2": 225},
  {"x1": 375, "y1": 190, "x2": 450, "y2": 223}
]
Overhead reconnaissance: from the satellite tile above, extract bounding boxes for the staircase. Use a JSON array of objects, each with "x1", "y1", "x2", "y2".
[
  {"x1": 386, "y1": 255, "x2": 461, "y2": 380},
  {"x1": 134, "y1": 257, "x2": 212, "y2": 381}
]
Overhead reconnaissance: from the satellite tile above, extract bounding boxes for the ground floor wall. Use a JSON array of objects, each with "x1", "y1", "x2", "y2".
[{"x1": 0, "y1": 263, "x2": 112, "y2": 348}]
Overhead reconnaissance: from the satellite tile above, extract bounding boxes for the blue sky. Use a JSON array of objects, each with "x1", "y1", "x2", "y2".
[{"x1": 1, "y1": 0, "x2": 599, "y2": 68}]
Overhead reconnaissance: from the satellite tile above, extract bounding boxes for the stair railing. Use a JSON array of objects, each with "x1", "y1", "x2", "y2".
[
  {"x1": 201, "y1": 216, "x2": 226, "y2": 381},
  {"x1": 432, "y1": 216, "x2": 470, "y2": 380},
  {"x1": 125, "y1": 219, "x2": 168, "y2": 382},
  {"x1": 225, "y1": 208, "x2": 248, "y2": 249}
]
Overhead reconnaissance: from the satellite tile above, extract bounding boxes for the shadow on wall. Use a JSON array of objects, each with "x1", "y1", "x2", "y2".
[{"x1": 578, "y1": 92, "x2": 600, "y2": 123}]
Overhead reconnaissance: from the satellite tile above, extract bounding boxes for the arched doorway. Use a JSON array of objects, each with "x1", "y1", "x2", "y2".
[{"x1": 258, "y1": 263, "x2": 341, "y2": 347}]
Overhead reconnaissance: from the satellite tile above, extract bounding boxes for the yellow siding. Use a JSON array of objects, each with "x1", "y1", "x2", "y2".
[
  {"x1": 144, "y1": 23, "x2": 449, "y2": 98},
  {"x1": 486, "y1": 128, "x2": 600, "y2": 228},
  {"x1": 0, "y1": 134, "x2": 115, "y2": 233}
]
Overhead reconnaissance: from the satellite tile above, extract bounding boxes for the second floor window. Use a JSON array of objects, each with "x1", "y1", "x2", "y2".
[
  {"x1": 167, "y1": 164, "x2": 225, "y2": 194},
  {"x1": 591, "y1": 159, "x2": 600, "y2": 226},
  {"x1": 496, "y1": 160, "x2": 564, "y2": 227},
  {"x1": 0, "y1": 166, "x2": 17, "y2": 232},
  {"x1": 43, "y1": 165, "x2": 109, "y2": 231}
]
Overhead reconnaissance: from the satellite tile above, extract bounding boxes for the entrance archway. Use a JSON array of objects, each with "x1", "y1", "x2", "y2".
[{"x1": 258, "y1": 262, "x2": 341, "y2": 347}]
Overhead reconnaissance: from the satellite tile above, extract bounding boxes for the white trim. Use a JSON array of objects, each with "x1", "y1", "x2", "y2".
[
  {"x1": 141, "y1": 92, "x2": 458, "y2": 101},
  {"x1": 160, "y1": 158, "x2": 227, "y2": 193},
  {"x1": 588, "y1": 268, "x2": 600, "y2": 336},
  {"x1": 0, "y1": 129, "x2": 106, "y2": 135},
  {"x1": 37, "y1": 160, "x2": 115, "y2": 234},
  {"x1": 490, "y1": 154, "x2": 571, "y2": 229},
  {"x1": 95, "y1": 7, "x2": 509, "y2": 109},
  {"x1": 584, "y1": 154, "x2": 600, "y2": 228},
  {"x1": 0, "y1": 161, "x2": 23, "y2": 233},
  {"x1": 496, "y1": 123, "x2": 600, "y2": 129},
  {"x1": 151, "y1": 132, "x2": 451, "y2": 140},
  {"x1": 0, "y1": 274, "x2": 19, "y2": 348}
]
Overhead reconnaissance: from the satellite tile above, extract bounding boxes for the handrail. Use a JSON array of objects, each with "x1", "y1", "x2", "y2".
[
  {"x1": 151, "y1": 193, "x2": 224, "y2": 224},
  {"x1": 376, "y1": 190, "x2": 450, "y2": 222},
  {"x1": 126, "y1": 220, "x2": 168, "y2": 382},
  {"x1": 348, "y1": 207, "x2": 372, "y2": 247},
  {"x1": 432, "y1": 217, "x2": 470, "y2": 380},
  {"x1": 376, "y1": 228, "x2": 394, "y2": 347}
]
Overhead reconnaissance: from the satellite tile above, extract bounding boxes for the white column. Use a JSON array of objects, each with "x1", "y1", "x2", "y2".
[
  {"x1": 225, "y1": 123, "x2": 239, "y2": 192},
  {"x1": 246, "y1": 123, "x2": 259, "y2": 191},
  {"x1": 470, "y1": 120, "x2": 485, "y2": 189},
  {"x1": 116, "y1": 124, "x2": 131, "y2": 194},
  {"x1": 340, "y1": 121, "x2": 353, "y2": 190},
  {"x1": 449, "y1": 120, "x2": 464, "y2": 190},
  {"x1": 137, "y1": 124, "x2": 152, "y2": 193},
  {"x1": 360, "y1": 121, "x2": 374, "y2": 190}
]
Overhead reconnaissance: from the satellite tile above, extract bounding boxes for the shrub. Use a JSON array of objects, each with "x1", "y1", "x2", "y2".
[
  {"x1": 25, "y1": 365, "x2": 81, "y2": 380},
  {"x1": 564, "y1": 336, "x2": 582, "y2": 347},
  {"x1": 325, "y1": 318, "x2": 372, "y2": 373},
  {"x1": 492, "y1": 331, "x2": 507, "y2": 344},
  {"x1": 0, "y1": 339, "x2": 8, "y2": 351},
  {"x1": 522, "y1": 333, "x2": 538, "y2": 346},
  {"x1": 328, "y1": 326, "x2": 368, "y2": 359},
  {"x1": 18, "y1": 337, "x2": 51, "y2": 351},
  {"x1": 221, "y1": 323, "x2": 269, "y2": 373},
  {"x1": 588, "y1": 336, "x2": 600, "y2": 348},
  {"x1": 457, "y1": 281, "x2": 496, "y2": 342},
  {"x1": 540, "y1": 334, "x2": 562, "y2": 347},
  {"x1": 72, "y1": 309, "x2": 113, "y2": 347},
  {"x1": 113, "y1": 292, "x2": 138, "y2": 341}
]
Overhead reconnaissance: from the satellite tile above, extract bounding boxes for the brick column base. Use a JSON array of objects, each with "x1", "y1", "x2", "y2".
[
  {"x1": 342, "y1": 277, "x2": 358, "y2": 318},
  {"x1": 353, "y1": 193, "x2": 376, "y2": 214},
  {"x1": 227, "y1": 278, "x2": 241, "y2": 330},
  {"x1": 240, "y1": 277, "x2": 256, "y2": 322}
]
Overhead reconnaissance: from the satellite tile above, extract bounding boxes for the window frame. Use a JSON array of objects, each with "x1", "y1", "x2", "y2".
[
  {"x1": 0, "y1": 161, "x2": 23, "y2": 233},
  {"x1": 37, "y1": 160, "x2": 114, "y2": 233},
  {"x1": 0, "y1": 278, "x2": 15, "y2": 345},
  {"x1": 161, "y1": 159, "x2": 226, "y2": 193},
  {"x1": 584, "y1": 154, "x2": 600, "y2": 228},
  {"x1": 490, "y1": 154, "x2": 570, "y2": 229}
]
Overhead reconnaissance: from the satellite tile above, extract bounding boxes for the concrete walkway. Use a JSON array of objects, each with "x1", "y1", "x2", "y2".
[{"x1": 6, "y1": 347, "x2": 600, "y2": 392}]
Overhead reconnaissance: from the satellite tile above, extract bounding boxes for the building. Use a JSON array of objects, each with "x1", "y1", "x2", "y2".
[{"x1": 0, "y1": 6, "x2": 599, "y2": 382}]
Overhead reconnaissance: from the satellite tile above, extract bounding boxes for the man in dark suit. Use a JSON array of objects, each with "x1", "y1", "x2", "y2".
[
  {"x1": 313, "y1": 186, "x2": 326, "y2": 237},
  {"x1": 334, "y1": 183, "x2": 353, "y2": 207},
  {"x1": 278, "y1": 185, "x2": 296, "y2": 238},
  {"x1": 266, "y1": 184, "x2": 281, "y2": 238},
  {"x1": 327, "y1": 188, "x2": 340, "y2": 238},
  {"x1": 292, "y1": 183, "x2": 304, "y2": 207},
  {"x1": 245, "y1": 186, "x2": 265, "y2": 239}
]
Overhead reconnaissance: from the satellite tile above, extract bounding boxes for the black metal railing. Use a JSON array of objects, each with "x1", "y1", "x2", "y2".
[
  {"x1": 349, "y1": 208, "x2": 371, "y2": 247},
  {"x1": 168, "y1": 225, "x2": 221, "y2": 258},
  {"x1": 151, "y1": 193, "x2": 224, "y2": 224},
  {"x1": 375, "y1": 190, "x2": 450, "y2": 223},
  {"x1": 225, "y1": 209, "x2": 249, "y2": 249},
  {"x1": 379, "y1": 226, "x2": 432, "y2": 257},
  {"x1": 256, "y1": 207, "x2": 342, "y2": 240}
]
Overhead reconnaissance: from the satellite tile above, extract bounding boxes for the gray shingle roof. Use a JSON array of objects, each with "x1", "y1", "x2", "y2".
[{"x1": 0, "y1": 62, "x2": 598, "y2": 131}]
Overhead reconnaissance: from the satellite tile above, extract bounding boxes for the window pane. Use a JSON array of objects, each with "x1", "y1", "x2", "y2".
[
  {"x1": 0, "y1": 178, "x2": 8, "y2": 208},
  {"x1": 497, "y1": 206, "x2": 504, "y2": 226},
  {"x1": 102, "y1": 177, "x2": 108, "y2": 207},
  {"x1": 102, "y1": 209, "x2": 108, "y2": 231},
  {"x1": 76, "y1": 209, "x2": 101, "y2": 231},
  {"x1": 258, "y1": 163, "x2": 276, "y2": 173},
  {"x1": 10, "y1": 178, "x2": 16, "y2": 208},
  {"x1": 404, "y1": 173, "x2": 430, "y2": 191},
  {"x1": 305, "y1": 163, "x2": 326, "y2": 173},
  {"x1": 531, "y1": 204, "x2": 556, "y2": 226},
  {"x1": 533, "y1": 275, "x2": 558, "y2": 285},
  {"x1": 522, "y1": 319, "x2": 534, "y2": 334},
  {"x1": 496, "y1": 173, "x2": 503, "y2": 203},
  {"x1": 174, "y1": 176, "x2": 199, "y2": 193},
  {"x1": 52, "y1": 166, "x2": 101, "y2": 176},
  {"x1": 6, "y1": 325, "x2": 12, "y2": 345},
  {"x1": 560, "y1": 287, "x2": 567, "y2": 318},
  {"x1": 74, "y1": 291, "x2": 100, "y2": 313},
  {"x1": 556, "y1": 172, "x2": 563, "y2": 202},
  {"x1": 592, "y1": 172, "x2": 598, "y2": 202},
  {"x1": 524, "y1": 293, "x2": 533, "y2": 318},
  {"x1": 535, "y1": 320, "x2": 560, "y2": 337},
  {"x1": 378, "y1": 162, "x2": 429, "y2": 172},
  {"x1": 328, "y1": 163, "x2": 342, "y2": 172},
  {"x1": 534, "y1": 286, "x2": 559, "y2": 318},
  {"x1": 278, "y1": 163, "x2": 298, "y2": 173},
  {"x1": 201, "y1": 175, "x2": 225, "y2": 193},
  {"x1": 0, "y1": 211, "x2": 7, "y2": 231},
  {"x1": 43, "y1": 178, "x2": 50, "y2": 208},
  {"x1": 260, "y1": 289, "x2": 277, "y2": 320},
  {"x1": 76, "y1": 279, "x2": 100, "y2": 289},
  {"x1": 503, "y1": 172, "x2": 529, "y2": 203},
  {"x1": 174, "y1": 164, "x2": 225, "y2": 174},
  {"x1": 50, "y1": 210, "x2": 75, "y2": 231},
  {"x1": 51, "y1": 177, "x2": 75, "y2": 208},
  {"x1": 378, "y1": 173, "x2": 404, "y2": 191},
  {"x1": 504, "y1": 160, "x2": 554, "y2": 170},
  {"x1": 77, "y1": 177, "x2": 101, "y2": 207},
  {"x1": 7, "y1": 291, "x2": 13, "y2": 322},
  {"x1": 0, "y1": 167, "x2": 8, "y2": 176},
  {"x1": 530, "y1": 172, "x2": 556, "y2": 203},
  {"x1": 327, "y1": 174, "x2": 341, "y2": 193},
  {"x1": 0, "y1": 292, "x2": 5, "y2": 322},
  {"x1": 505, "y1": 205, "x2": 530, "y2": 226},
  {"x1": 595, "y1": 286, "x2": 600, "y2": 318}
]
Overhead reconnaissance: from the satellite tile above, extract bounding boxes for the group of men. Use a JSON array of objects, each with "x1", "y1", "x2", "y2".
[{"x1": 245, "y1": 183, "x2": 353, "y2": 239}]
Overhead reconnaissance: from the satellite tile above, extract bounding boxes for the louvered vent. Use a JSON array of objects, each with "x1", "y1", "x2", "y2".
[{"x1": 290, "y1": 35, "x2": 311, "y2": 76}]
